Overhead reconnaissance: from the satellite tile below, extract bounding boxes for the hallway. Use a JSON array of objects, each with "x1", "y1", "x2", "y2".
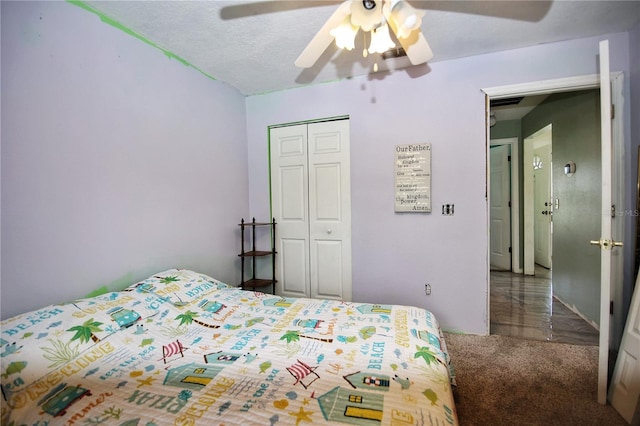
[{"x1": 490, "y1": 267, "x2": 599, "y2": 345}]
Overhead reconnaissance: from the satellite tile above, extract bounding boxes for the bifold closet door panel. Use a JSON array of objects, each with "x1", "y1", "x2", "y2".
[{"x1": 270, "y1": 120, "x2": 352, "y2": 301}]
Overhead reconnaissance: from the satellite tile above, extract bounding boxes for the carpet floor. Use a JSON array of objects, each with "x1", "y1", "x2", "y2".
[{"x1": 443, "y1": 333, "x2": 628, "y2": 425}]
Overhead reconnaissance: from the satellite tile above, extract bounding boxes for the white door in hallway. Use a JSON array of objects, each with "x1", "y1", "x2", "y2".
[
  {"x1": 523, "y1": 124, "x2": 552, "y2": 274},
  {"x1": 489, "y1": 144, "x2": 511, "y2": 270},
  {"x1": 270, "y1": 120, "x2": 352, "y2": 301},
  {"x1": 533, "y1": 141, "x2": 552, "y2": 269}
]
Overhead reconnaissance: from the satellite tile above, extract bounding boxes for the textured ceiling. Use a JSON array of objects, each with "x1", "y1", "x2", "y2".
[{"x1": 83, "y1": 1, "x2": 640, "y2": 96}]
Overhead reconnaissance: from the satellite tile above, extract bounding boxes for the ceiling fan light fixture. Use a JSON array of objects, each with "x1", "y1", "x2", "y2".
[
  {"x1": 389, "y1": 0, "x2": 425, "y2": 38},
  {"x1": 351, "y1": 0, "x2": 382, "y2": 32},
  {"x1": 330, "y1": 17, "x2": 359, "y2": 50},
  {"x1": 368, "y1": 22, "x2": 395, "y2": 54},
  {"x1": 296, "y1": 0, "x2": 433, "y2": 69}
]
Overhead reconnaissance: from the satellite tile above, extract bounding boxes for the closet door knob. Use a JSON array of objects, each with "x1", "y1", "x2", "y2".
[{"x1": 327, "y1": 229, "x2": 332, "y2": 234}]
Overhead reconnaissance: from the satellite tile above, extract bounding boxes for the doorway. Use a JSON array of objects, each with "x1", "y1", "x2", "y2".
[
  {"x1": 488, "y1": 94, "x2": 605, "y2": 348},
  {"x1": 488, "y1": 88, "x2": 610, "y2": 345},
  {"x1": 485, "y1": 63, "x2": 626, "y2": 407},
  {"x1": 489, "y1": 89, "x2": 604, "y2": 342}
]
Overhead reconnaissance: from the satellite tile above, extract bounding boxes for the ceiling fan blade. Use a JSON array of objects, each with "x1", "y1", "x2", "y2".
[
  {"x1": 400, "y1": 30, "x2": 433, "y2": 65},
  {"x1": 409, "y1": 0, "x2": 552, "y2": 23},
  {"x1": 295, "y1": 0, "x2": 352, "y2": 68},
  {"x1": 220, "y1": 1, "x2": 342, "y2": 20},
  {"x1": 383, "y1": 2, "x2": 433, "y2": 65}
]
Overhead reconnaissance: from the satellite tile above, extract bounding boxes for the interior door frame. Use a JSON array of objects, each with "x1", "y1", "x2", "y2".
[
  {"x1": 489, "y1": 137, "x2": 521, "y2": 273},
  {"x1": 482, "y1": 72, "x2": 625, "y2": 344}
]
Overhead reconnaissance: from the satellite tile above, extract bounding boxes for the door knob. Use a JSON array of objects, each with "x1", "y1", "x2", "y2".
[
  {"x1": 590, "y1": 239, "x2": 624, "y2": 249},
  {"x1": 327, "y1": 229, "x2": 332, "y2": 234}
]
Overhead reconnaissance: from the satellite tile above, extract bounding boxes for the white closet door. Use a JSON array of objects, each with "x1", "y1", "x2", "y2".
[
  {"x1": 308, "y1": 120, "x2": 352, "y2": 300},
  {"x1": 270, "y1": 120, "x2": 352, "y2": 301},
  {"x1": 270, "y1": 124, "x2": 310, "y2": 297}
]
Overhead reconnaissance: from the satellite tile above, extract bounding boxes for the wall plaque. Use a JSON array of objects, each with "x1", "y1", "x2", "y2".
[{"x1": 394, "y1": 144, "x2": 431, "y2": 213}]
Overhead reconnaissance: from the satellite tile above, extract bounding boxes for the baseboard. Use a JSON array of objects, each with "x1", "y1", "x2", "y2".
[{"x1": 553, "y1": 294, "x2": 599, "y2": 331}]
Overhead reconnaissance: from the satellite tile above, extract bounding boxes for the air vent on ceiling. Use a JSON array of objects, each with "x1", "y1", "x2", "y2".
[{"x1": 490, "y1": 97, "x2": 524, "y2": 107}]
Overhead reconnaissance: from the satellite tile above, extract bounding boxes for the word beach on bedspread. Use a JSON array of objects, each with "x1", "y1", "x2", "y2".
[{"x1": 1, "y1": 269, "x2": 458, "y2": 425}]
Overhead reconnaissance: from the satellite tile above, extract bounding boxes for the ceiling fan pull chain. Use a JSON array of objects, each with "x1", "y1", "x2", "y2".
[{"x1": 363, "y1": 31, "x2": 368, "y2": 58}]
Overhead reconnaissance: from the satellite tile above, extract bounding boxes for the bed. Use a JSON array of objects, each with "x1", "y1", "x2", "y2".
[{"x1": 1, "y1": 269, "x2": 458, "y2": 425}]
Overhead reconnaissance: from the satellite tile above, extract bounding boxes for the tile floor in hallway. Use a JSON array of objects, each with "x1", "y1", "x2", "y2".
[{"x1": 490, "y1": 266, "x2": 600, "y2": 346}]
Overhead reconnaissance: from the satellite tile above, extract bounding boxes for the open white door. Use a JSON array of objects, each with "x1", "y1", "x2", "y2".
[
  {"x1": 591, "y1": 39, "x2": 620, "y2": 405},
  {"x1": 523, "y1": 125, "x2": 552, "y2": 275},
  {"x1": 609, "y1": 269, "x2": 640, "y2": 422},
  {"x1": 533, "y1": 142, "x2": 552, "y2": 269}
]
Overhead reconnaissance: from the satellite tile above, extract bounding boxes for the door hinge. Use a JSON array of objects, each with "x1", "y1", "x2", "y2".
[
  {"x1": 611, "y1": 104, "x2": 615, "y2": 120},
  {"x1": 611, "y1": 204, "x2": 616, "y2": 218},
  {"x1": 508, "y1": 201, "x2": 511, "y2": 207},
  {"x1": 610, "y1": 300, "x2": 614, "y2": 315},
  {"x1": 508, "y1": 247, "x2": 512, "y2": 253},
  {"x1": 508, "y1": 155, "x2": 511, "y2": 162}
]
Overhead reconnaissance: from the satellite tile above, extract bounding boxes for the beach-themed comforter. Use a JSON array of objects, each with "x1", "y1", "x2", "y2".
[{"x1": 1, "y1": 269, "x2": 458, "y2": 425}]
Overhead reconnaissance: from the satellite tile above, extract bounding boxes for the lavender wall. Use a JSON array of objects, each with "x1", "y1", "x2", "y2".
[
  {"x1": 1, "y1": 1, "x2": 635, "y2": 335},
  {"x1": 0, "y1": 2, "x2": 249, "y2": 319},
  {"x1": 632, "y1": 21, "x2": 640, "y2": 168},
  {"x1": 246, "y1": 33, "x2": 632, "y2": 334},
  {"x1": 628, "y1": 22, "x2": 640, "y2": 316}
]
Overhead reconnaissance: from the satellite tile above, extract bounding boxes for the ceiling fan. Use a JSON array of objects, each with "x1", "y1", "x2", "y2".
[
  {"x1": 295, "y1": 0, "x2": 433, "y2": 69},
  {"x1": 221, "y1": 1, "x2": 553, "y2": 73}
]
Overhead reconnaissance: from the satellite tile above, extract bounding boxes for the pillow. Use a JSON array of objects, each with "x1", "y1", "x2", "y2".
[{"x1": 128, "y1": 269, "x2": 229, "y2": 306}]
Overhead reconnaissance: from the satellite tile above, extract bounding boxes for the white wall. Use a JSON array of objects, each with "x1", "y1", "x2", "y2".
[
  {"x1": 0, "y1": 2, "x2": 249, "y2": 319},
  {"x1": 246, "y1": 32, "x2": 632, "y2": 335}
]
